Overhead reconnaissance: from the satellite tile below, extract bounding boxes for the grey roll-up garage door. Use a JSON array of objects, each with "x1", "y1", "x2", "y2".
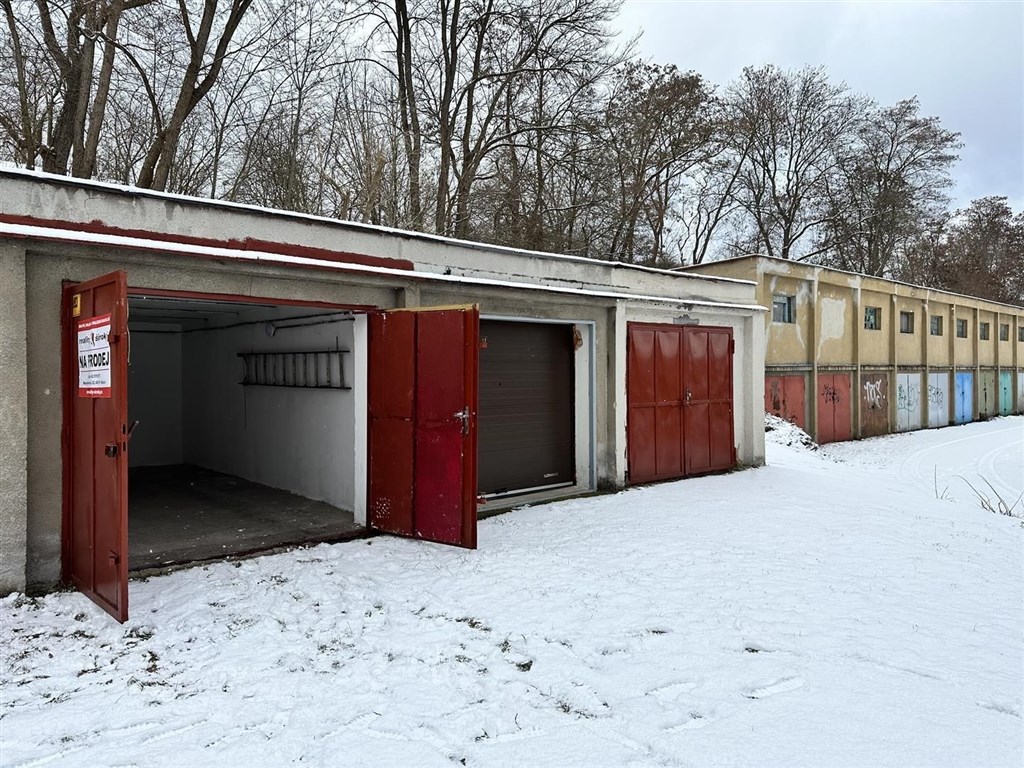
[{"x1": 478, "y1": 320, "x2": 575, "y2": 496}]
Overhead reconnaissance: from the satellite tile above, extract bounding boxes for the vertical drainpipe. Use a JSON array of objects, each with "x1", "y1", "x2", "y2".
[
  {"x1": 853, "y1": 280, "x2": 862, "y2": 439},
  {"x1": 612, "y1": 301, "x2": 628, "y2": 487},
  {"x1": 809, "y1": 272, "x2": 819, "y2": 441}
]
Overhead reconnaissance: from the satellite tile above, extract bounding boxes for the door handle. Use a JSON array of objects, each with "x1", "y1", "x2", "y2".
[
  {"x1": 453, "y1": 407, "x2": 470, "y2": 436},
  {"x1": 104, "y1": 443, "x2": 119, "y2": 458},
  {"x1": 685, "y1": 388, "x2": 692, "y2": 405}
]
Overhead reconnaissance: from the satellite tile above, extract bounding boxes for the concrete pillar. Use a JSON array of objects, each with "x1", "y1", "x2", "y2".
[
  {"x1": 610, "y1": 302, "x2": 627, "y2": 487},
  {"x1": 0, "y1": 244, "x2": 29, "y2": 594},
  {"x1": 396, "y1": 284, "x2": 421, "y2": 308}
]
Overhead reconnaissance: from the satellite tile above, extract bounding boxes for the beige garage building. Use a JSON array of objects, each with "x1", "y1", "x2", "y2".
[{"x1": 686, "y1": 255, "x2": 1024, "y2": 443}]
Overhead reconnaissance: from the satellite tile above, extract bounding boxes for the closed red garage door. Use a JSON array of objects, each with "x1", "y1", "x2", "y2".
[
  {"x1": 816, "y1": 373, "x2": 852, "y2": 444},
  {"x1": 627, "y1": 323, "x2": 735, "y2": 485},
  {"x1": 478, "y1": 321, "x2": 575, "y2": 496},
  {"x1": 765, "y1": 374, "x2": 806, "y2": 429}
]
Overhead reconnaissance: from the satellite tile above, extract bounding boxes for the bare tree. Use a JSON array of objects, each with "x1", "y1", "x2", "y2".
[
  {"x1": 136, "y1": 0, "x2": 258, "y2": 189},
  {"x1": 901, "y1": 197, "x2": 1024, "y2": 303},
  {"x1": 725, "y1": 65, "x2": 867, "y2": 261},
  {"x1": 2, "y1": 0, "x2": 152, "y2": 175},
  {"x1": 818, "y1": 98, "x2": 960, "y2": 276}
]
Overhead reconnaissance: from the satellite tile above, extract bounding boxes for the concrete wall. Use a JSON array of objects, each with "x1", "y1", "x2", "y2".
[
  {"x1": 0, "y1": 243, "x2": 28, "y2": 593},
  {"x1": 0, "y1": 170, "x2": 755, "y2": 310},
  {"x1": 183, "y1": 308, "x2": 357, "y2": 511},
  {"x1": 127, "y1": 324, "x2": 183, "y2": 467}
]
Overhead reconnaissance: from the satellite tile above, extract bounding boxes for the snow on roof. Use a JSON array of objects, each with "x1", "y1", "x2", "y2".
[
  {"x1": 1, "y1": 220, "x2": 767, "y2": 313},
  {"x1": 0, "y1": 167, "x2": 755, "y2": 288}
]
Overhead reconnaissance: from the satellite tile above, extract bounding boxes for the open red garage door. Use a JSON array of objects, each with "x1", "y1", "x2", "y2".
[
  {"x1": 368, "y1": 306, "x2": 479, "y2": 548},
  {"x1": 62, "y1": 271, "x2": 130, "y2": 622}
]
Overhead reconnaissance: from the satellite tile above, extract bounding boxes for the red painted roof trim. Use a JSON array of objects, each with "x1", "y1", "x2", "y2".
[{"x1": 0, "y1": 214, "x2": 415, "y2": 272}]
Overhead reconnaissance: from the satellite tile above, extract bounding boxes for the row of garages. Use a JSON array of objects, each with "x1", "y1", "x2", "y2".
[
  {"x1": 4, "y1": 172, "x2": 1020, "y2": 623},
  {"x1": 686, "y1": 255, "x2": 1024, "y2": 445},
  {"x1": 0, "y1": 169, "x2": 766, "y2": 622},
  {"x1": 765, "y1": 368, "x2": 1021, "y2": 443}
]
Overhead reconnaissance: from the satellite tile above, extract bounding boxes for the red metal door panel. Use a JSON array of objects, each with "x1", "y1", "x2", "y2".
[
  {"x1": 685, "y1": 402, "x2": 712, "y2": 474},
  {"x1": 414, "y1": 310, "x2": 474, "y2": 545},
  {"x1": 765, "y1": 375, "x2": 806, "y2": 428},
  {"x1": 685, "y1": 329, "x2": 710, "y2": 401},
  {"x1": 683, "y1": 327, "x2": 735, "y2": 476},
  {"x1": 368, "y1": 306, "x2": 478, "y2": 549},
  {"x1": 628, "y1": 407, "x2": 657, "y2": 482},
  {"x1": 655, "y1": 406, "x2": 682, "y2": 477},
  {"x1": 367, "y1": 313, "x2": 416, "y2": 535},
  {"x1": 708, "y1": 331, "x2": 731, "y2": 402},
  {"x1": 817, "y1": 374, "x2": 837, "y2": 443},
  {"x1": 655, "y1": 330, "x2": 681, "y2": 402},
  {"x1": 709, "y1": 403, "x2": 734, "y2": 468},
  {"x1": 654, "y1": 330, "x2": 682, "y2": 476},
  {"x1": 817, "y1": 373, "x2": 852, "y2": 443},
  {"x1": 63, "y1": 271, "x2": 129, "y2": 622},
  {"x1": 627, "y1": 327, "x2": 659, "y2": 483}
]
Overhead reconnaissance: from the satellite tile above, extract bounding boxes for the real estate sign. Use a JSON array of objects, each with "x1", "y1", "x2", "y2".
[{"x1": 78, "y1": 313, "x2": 112, "y2": 398}]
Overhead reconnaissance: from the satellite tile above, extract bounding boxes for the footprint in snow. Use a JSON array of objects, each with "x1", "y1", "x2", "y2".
[
  {"x1": 743, "y1": 677, "x2": 805, "y2": 700},
  {"x1": 665, "y1": 711, "x2": 712, "y2": 731},
  {"x1": 647, "y1": 680, "x2": 697, "y2": 699}
]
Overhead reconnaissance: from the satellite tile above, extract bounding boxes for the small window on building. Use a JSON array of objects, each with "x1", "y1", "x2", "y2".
[
  {"x1": 956, "y1": 318, "x2": 968, "y2": 338},
  {"x1": 899, "y1": 311, "x2": 915, "y2": 334},
  {"x1": 999, "y1": 324, "x2": 1009, "y2": 341},
  {"x1": 930, "y1": 316, "x2": 943, "y2": 336},
  {"x1": 772, "y1": 294, "x2": 795, "y2": 324},
  {"x1": 1019, "y1": 326, "x2": 1024, "y2": 342},
  {"x1": 979, "y1": 322, "x2": 990, "y2": 341},
  {"x1": 864, "y1": 306, "x2": 881, "y2": 330}
]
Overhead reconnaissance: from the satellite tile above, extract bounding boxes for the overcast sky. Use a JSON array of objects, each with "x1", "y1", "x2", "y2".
[{"x1": 613, "y1": 1, "x2": 1023, "y2": 212}]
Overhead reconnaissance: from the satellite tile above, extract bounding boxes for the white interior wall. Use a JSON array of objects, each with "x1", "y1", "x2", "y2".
[
  {"x1": 127, "y1": 323, "x2": 183, "y2": 467},
  {"x1": 182, "y1": 309, "x2": 357, "y2": 510}
]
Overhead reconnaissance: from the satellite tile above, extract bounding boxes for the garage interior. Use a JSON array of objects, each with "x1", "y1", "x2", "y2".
[{"x1": 126, "y1": 295, "x2": 364, "y2": 570}]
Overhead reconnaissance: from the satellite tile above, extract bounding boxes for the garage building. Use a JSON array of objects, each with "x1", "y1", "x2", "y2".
[
  {"x1": 685, "y1": 255, "x2": 1024, "y2": 443},
  {"x1": 0, "y1": 170, "x2": 766, "y2": 621}
]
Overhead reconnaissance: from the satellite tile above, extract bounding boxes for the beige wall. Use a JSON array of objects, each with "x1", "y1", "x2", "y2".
[
  {"x1": 953, "y1": 306, "x2": 975, "y2": 367},
  {"x1": 686, "y1": 256, "x2": 1024, "y2": 440},
  {"x1": 763, "y1": 273, "x2": 812, "y2": 364},
  {"x1": 816, "y1": 282, "x2": 854, "y2": 365}
]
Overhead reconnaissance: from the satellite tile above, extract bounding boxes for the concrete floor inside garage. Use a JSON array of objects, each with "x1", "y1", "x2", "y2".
[
  {"x1": 125, "y1": 294, "x2": 366, "y2": 572},
  {"x1": 128, "y1": 466, "x2": 366, "y2": 571}
]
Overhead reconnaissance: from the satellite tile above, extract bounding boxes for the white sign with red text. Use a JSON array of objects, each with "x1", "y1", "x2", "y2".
[{"x1": 78, "y1": 313, "x2": 112, "y2": 398}]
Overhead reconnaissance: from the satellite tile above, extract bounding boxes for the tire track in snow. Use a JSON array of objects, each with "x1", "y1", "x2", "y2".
[{"x1": 899, "y1": 425, "x2": 1022, "y2": 500}]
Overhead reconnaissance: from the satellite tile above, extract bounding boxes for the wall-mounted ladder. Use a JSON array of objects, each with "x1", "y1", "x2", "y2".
[{"x1": 238, "y1": 350, "x2": 351, "y2": 390}]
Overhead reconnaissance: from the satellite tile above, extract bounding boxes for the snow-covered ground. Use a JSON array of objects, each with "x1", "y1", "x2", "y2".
[{"x1": 2, "y1": 418, "x2": 1022, "y2": 768}]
